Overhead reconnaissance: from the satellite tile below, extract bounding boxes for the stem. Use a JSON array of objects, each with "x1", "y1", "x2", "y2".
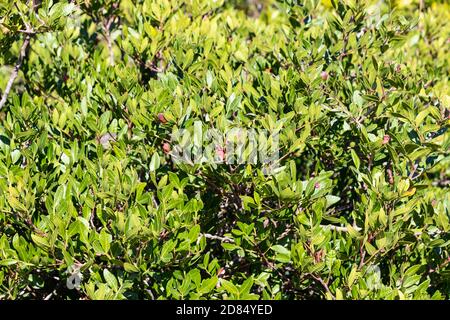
[
  {"x1": 309, "y1": 273, "x2": 335, "y2": 300},
  {"x1": 103, "y1": 17, "x2": 115, "y2": 66},
  {"x1": 358, "y1": 239, "x2": 366, "y2": 270},
  {"x1": 202, "y1": 233, "x2": 234, "y2": 243},
  {"x1": 419, "y1": 0, "x2": 425, "y2": 12},
  {"x1": 0, "y1": 35, "x2": 31, "y2": 110},
  {"x1": 321, "y1": 224, "x2": 362, "y2": 232},
  {"x1": 428, "y1": 257, "x2": 450, "y2": 274}
]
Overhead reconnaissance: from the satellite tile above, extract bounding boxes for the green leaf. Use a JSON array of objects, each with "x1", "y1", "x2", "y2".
[
  {"x1": 240, "y1": 277, "x2": 254, "y2": 295},
  {"x1": 325, "y1": 195, "x2": 340, "y2": 208},
  {"x1": 0, "y1": 259, "x2": 19, "y2": 266},
  {"x1": 271, "y1": 245, "x2": 291, "y2": 263},
  {"x1": 364, "y1": 242, "x2": 377, "y2": 256},
  {"x1": 198, "y1": 277, "x2": 218, "y2": 295},
  {"x1": 123, "y1": 263, "x2": 140, "y2": 273},
  {"x1": 350, "y1": 149, "x2": 360, "y2": 170},
  {"x1": 103, "y1": 269, "x2": 118, "y2": 291},
  {"x1": 220, "y1": 279, "x2": 240, "y2": 297},
  {"x1": 415, "y1": 108, "x2": 430, "y2": 127},
  {"x1": 353, "y1": 90, "x2": 364, "y2": 107},
  {"x1": 150, "y1": 152, "x2": 160, "y2": 171},
  {"x1": 348, "y1": 266, "x2": 358, "y2": 287},
  {"x1": 31, "y1": 234, "x2": 50, "y2": 249}
]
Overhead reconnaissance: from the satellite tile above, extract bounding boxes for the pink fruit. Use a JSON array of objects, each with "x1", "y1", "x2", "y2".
[
  {"x1": 157, "y1": 113, "x2": 167, "y2": 124},
  {"x1": 162, "y1": 142, "x2": 171, "y2": 154},
  {"x1": 321, "y1": 71, "x2": 329, "y2": 81}
]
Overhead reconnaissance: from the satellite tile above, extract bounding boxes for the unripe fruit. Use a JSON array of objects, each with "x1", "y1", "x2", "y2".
[
  {"x1": 157, "y1": 113, "x2": 167, "y2": 124},
  {"x1": 321, "y1": 71, "x2": 329, "y2": 81},
  {"x1": 162, "y1": 142, "x2": 171, "y2": 154}
]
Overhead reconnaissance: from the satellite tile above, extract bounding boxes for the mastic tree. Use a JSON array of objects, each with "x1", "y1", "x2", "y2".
[{"x1": 0, "y1": 0, "x2": 449, "y2": 300}]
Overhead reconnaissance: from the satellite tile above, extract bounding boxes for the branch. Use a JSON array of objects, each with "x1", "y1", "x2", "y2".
[
  {"x1": 276, "y1": 224, "x2": 293, "y2": 240},
  {"x1": 103, "y1": 16, "x2": 115, "y2": 66},
  {"x1": 428, "y1": 257, "x2": 450, "y2": 274},
  {"x1": 419, "y1": 0, "x2": 425, "y2": 12},
  {"x1": 320, "y1": 224, "x2": 362, "y2": 232},
  {"x1": 202, "y1": 233, "x2": 234, "y2": 243},
  {"x1": 0, "y1": 35, "x2": 31, "y2": 110},
  {"x1": 151, "y1": 194, "x2": 159, "y2": 209},
  {"x1": 17, "y1": 29, "x2": 37, "y2": 35},
  {"x1": 358, "y1": 239, "x2": 366, "y2": 270},
  {"x1": 309, "y1": 273, "x2": 335, "y2": 300}
]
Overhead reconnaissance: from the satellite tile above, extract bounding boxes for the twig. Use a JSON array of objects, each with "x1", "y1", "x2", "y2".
[
  {"x1": 202, "y1": 233, "x2": 234, "y2": 243},
  {"x1": 103, "y1": 16, "x2": 115, "y2": 66},
  {"x1": 320, "y1": 224, "x2": 362, "y2": 232},
  {"x1": 151, "y1": 194, "x2": 159, "y2": 209},
  {"x1": 32, "y1": 82, "x2": 66, "y2": 104},
  {"x1": 9, "y1": 209, "x2": 47, "y2": 237},
  {"x1": 146, "y1": 288, "x2": 155, "y2": 300},
  {"x1": 387, "y1": 166, "x2": 394, "y2": 185},
  {"x1": 309, "y1": 273, "x2": 335, "y2": 300},
  {"x1": 89, "y1": 206, "x2": 97, "y2": 231},
  {"x1": 0, "y1": 35, "x2": 31, "y2": 110},
  {"x1": 358, "y1": 239, "x2": 366, "y2": 270},
  {"x1": 428, "y1": 257, "x2": 450, "y2": 274},
  {"x1": 276, "y1": 225, "x2": 293, "y2": 240},
  {"x1": 17, "y1": 29, "x2": 37, "y2": 34},
  {"x1": 419, "y1": 0, "x2": 425, "y2": 12},
  {"x1": 43, "y1": 291, "x2": 54, "y2": 300}
]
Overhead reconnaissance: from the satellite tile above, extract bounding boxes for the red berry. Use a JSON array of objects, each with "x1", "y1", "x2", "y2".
[
  {"x1": 162, "y1": 142, "x2": 171, "y2": 154},
  {"x1": 157, "y1": 113, "x2": 167, "y2": 124},
  {"x1": 382, "y1": 135, "x2": 390, "y2": 144}
]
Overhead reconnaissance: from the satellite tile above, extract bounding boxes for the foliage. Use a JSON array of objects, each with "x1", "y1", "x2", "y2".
[{"x1": 0, "y1": 0, "x2": 449, "y2": 300}]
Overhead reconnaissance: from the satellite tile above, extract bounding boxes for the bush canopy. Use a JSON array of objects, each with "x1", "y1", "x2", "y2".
[{"x1": 0, "y1": 0, "x2": 449, "y2": 300}]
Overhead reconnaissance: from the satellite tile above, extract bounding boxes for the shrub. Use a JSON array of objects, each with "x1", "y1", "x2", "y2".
[{"x1": 0, "y1": 0, "x2": 449, "y2": 300}]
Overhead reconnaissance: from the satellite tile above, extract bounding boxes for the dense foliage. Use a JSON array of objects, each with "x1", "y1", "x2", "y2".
[{"x1": 0, "y1": 0, "x2": 449, "y2": 300}]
